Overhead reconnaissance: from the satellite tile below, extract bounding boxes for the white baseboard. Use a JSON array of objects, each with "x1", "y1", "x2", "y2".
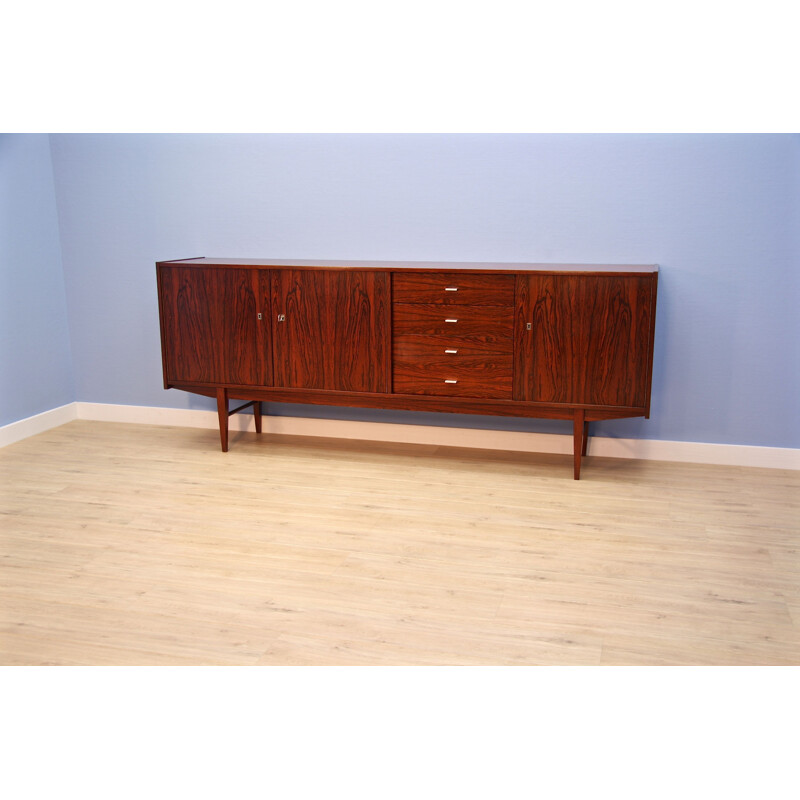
[
  {"x1": 3, "y1": 401, "x2": 799, "y2": 471},
  {"x1": 73, "y1": 402, "x2": 800, "y2": 471},
  {"x1": 0, "y1": 403, "x2": 78, "y2": 448}
]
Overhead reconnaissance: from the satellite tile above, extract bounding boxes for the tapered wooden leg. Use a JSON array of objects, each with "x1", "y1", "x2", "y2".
[
  {"x1": 216, "y1": 388, "x2": 229, "y2": 452},
  {"x1": 573, "y1": 409, "x2": 585, "y2": 480},
  {"x1": 582, "y1": 420, "x2": 589, "y2": 457},
  {"x1": 254, "y1": 401, "x2": 262, "y2": 434}
]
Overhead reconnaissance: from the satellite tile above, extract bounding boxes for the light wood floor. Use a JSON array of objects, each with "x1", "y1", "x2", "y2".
[{"x1": 1, "y1": 420, "x2": 798, "y2": 665}]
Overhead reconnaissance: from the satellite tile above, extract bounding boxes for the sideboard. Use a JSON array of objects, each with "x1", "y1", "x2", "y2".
[{"x1": 156, "y1": 258, "x2": 658, "y2": 479}]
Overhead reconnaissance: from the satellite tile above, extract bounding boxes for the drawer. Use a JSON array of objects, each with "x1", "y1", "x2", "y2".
[
  {"x1": 394, "y1": 353, "x2": 512, "y2": 376},
  {"x1": 394, "y1": 334, "x2": 512, "y2": 358},
  {"x1": 393, "y1": 272, "x2": 515, "y2": 305},
  {"x1": 393, "y1": 365, "x2": 512, "y2": 399},
  {"x1": 393, "y1": 304, "x2": 513, "y2": 337}
]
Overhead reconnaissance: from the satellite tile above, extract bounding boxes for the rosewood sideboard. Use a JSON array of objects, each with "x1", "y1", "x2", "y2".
[{"x1": 156, "y1": 258, "x2": 658, "y2": 479}]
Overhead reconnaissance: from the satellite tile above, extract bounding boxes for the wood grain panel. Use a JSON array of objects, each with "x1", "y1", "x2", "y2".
[
  {"x1": 158, "y1": 266, "x2": 271, "y2": 386},
  {"x1": 273, "y1": 269, "x2": 327, "y2": 389},
  {"x1": 159, "y1": 266, "x2": 219, "y2": 384},
  {"x1": 216, "y1": 269, "x2": 272, "y2": 386},
  {"x1": 393, "y1": 334, "x2": 513, "y2": 358},
  {"x1": 513, "y1": 274, "x2": 579, "y2": 403},
  {"x1": 514, "y1": 274, "x2": 656, "y2": 407},
  {"x1": 272, "y1": 270, "x2": 390, "y2": 393},
  {"x1": 393, "y1": 304, "x2": 514, "y2": 338},
  {"x1": 393, "y1": 272, "x2": 515, "y2": 305},
  {"x1": 393, "y1": 354, "x2": 512, "y2": 378},
  {"x1": 392, "y1": 367, "x2": 512, "y2": 398},
  {"x1": 332, "y1": 271, "x2": 390, "y2": 393},
  {"x1": 581, "y1": 276, "x2": 653, "y2": 407}
]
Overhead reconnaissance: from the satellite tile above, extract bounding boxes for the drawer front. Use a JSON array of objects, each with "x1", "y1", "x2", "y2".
[
  {"x1": 393, "y1": 272, "x2": 515, "y2": 306},
  {"x1": 393, "y1": 365, "x2": 512, "y2": 399},
  {"x1": 394, "y1": 353, "x2": 512, "y2": 377},
  {"x1": 393, "y1": 304, "x2": 514, "y2": 338},
  {"x1": 394, "y1": 334, "x2": 512, "y2": 358}
]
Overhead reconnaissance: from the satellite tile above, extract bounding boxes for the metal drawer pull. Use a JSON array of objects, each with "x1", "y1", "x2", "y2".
[
  {"x1": 445, "y1": 287, "x2": 458, "y2": 292},
  {"x1": 444, "y1": 349, "x2": 458, "y2": 354},
  {"x1": 445, "y1": 318, "x2": 458, "y2": 323},
  {"x1": 444, "y1": 379, "x2": 458, "y2": 384}
]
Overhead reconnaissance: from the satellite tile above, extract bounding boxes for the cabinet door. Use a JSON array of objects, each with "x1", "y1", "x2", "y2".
[
  {"x1": 159, "y1": 266, "x2": 272, "y2": 386},
  {"x1": 272, "y1": 270, "x2": 390, "y2": 392},
  {"x1": 514, "y1": 274, "x2": 655, "y2": 408}
]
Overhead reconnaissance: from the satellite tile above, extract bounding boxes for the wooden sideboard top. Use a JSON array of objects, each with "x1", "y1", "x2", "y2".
[{"x1": 158, "y1": 257, "x2": 659, "y2": 275}]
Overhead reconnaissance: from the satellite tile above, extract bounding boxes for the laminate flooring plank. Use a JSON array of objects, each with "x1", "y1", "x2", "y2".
[{"x1": 1, "y1": 420, "x2": 798, "y2": 665}]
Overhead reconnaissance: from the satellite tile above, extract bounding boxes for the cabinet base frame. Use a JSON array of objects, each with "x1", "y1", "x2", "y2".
[{"x1": 195, "y1": 383, "x2": 637, "y2": 479}]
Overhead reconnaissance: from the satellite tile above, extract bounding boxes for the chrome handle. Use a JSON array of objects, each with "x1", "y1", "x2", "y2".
[
  {"x1": 445, "y1": 318, "x2": 458, "y2": 323},
  {"x1": 444, "y1": 349, "x2": 458, "y2": 354},
  {"x1": 444, "y1": 287, "x2": 458, "y2": 292},
  {"x1": 444, "y1": 379, "x2": 458, "y2": 384}
]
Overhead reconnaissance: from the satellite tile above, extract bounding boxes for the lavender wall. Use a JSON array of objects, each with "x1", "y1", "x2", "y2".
[
  {"x1": 37, "y1": 134, "x2": 800, "y2": 447},
  {"x1": 0, "y1": 134, "x2": 74, "y2": 426}
]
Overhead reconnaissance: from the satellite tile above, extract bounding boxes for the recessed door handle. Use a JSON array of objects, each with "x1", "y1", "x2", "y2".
[{"x1": 278, "y1": 314, "x2": 286, "y2": 322}]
